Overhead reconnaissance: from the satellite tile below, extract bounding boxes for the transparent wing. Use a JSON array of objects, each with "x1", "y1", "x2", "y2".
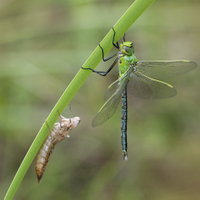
[
  {"x1": 104, "y1": 79, "x2": 121, "y2": 101},
  {"x1": 92, "y1": 72, "x2": 130, "y2": 127},
  {"x1": 92, "y1": 60, "x2": 197, "y2": 126},
  {"x1": 127, "y1": 70, "x2": 177, "y2": 99},
  {"x1": 104, "y1": 66, "x2": 135, "y2": 101},
  {"x1": 136, "y1": 60, "x2": 197, "y2": 80},
  {"x1": 92, "y1": 93, "x2": 121, "y2": 127}
]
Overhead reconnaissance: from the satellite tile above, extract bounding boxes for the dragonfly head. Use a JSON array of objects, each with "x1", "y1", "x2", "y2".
[{"x1": 120, "y1": 42, "x2": 134, "y2": 56}]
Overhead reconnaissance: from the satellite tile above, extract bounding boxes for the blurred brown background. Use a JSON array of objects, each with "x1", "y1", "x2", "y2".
[{"x1": 0, "y1": 0, "x2": 199, "y2": 199}]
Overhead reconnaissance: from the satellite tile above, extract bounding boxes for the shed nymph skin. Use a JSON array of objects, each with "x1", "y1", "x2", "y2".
[{"x1": 35, "y1": 115, "x2": 81, "y2": 183}]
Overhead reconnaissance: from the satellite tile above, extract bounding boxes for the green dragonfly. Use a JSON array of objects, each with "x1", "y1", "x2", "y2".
[{"x1": 83, "y1": 28, "x2": 197, "y2": 160}]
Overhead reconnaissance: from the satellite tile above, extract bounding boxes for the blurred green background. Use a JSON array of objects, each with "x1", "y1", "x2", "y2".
[{"x1": 0, "y1": 0, "x2": 200, "y2": 199}]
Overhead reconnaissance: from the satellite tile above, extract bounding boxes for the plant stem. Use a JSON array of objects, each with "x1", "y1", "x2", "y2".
[{"x1": 4, "y1": 0, "x2": 155, "y2": 199}]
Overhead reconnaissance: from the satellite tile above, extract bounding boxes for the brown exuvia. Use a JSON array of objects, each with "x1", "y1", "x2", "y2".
[{"x1": 35, "y1": 115, "x2": 81, "y2": 183}]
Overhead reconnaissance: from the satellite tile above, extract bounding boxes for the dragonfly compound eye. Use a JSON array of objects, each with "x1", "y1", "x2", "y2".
[{"x1": 121, "y1": 42, "x2": 134, "y2": 55}]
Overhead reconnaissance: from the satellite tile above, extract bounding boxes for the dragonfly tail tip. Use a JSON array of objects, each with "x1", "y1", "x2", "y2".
[{"x1": 123, "y1": 153, "x2": 128, "y2": 161}]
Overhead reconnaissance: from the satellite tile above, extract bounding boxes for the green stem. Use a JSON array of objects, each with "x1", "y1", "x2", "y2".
[{"x1": 4, "y1": 0, "x2": 155, "y2": 199}]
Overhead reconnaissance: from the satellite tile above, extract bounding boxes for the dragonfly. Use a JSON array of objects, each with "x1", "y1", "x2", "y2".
[{"x1": 82, "y1": 28, "x2": 197, "y2": 160}]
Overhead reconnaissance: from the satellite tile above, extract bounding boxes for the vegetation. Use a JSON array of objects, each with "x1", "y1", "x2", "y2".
[{"x1": 0, "y1": 0, "x2": 199, "y2": 199}]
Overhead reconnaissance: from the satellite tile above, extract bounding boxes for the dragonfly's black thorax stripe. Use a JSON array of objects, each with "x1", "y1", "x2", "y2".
[{"x1": 121, "y1": 85, "x2": 128, "y2": 159}]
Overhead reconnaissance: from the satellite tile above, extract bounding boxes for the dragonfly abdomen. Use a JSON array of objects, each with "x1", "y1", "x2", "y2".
[{"x1": 121, "y1": 86, "x2": 128, "y2": 160}]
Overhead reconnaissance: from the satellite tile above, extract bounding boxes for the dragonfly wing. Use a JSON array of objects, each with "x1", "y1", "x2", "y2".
[
  {"x1": 92, "y1": 75, "x2": 130, "y2": 127},
  {"x1": 92, "y1": 93, "x2": 121, "y2": 127},
  {"x1": 128, "y1": 70, "x2": 177, "y2": 99},
  {"x1": 136, "y1": 60, "x2": 197, "y2": 80},
  {"x1": 104, "y1": 79, "x2": 121, "y2": 101}
]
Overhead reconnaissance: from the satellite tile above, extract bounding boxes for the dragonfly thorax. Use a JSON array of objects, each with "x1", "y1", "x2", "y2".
[
  {"x1": 118, "y1": 42, "x2": 137, "y2": 76},
  {"x1": 120, "y1": 41, "x2": 134, "y2": 56}
]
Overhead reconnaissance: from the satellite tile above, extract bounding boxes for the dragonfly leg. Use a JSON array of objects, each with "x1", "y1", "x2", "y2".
[
  {"x1": 99, "y1": 43, "x2": 117, "y2": 62},
  {"x1": 111, "y1": 27, "x2": 126, "y2": 47},
  {"x1": 98, "y1": 27, "x2": 122, "y2": 62},
  {"x1": 123, "y1": 32, "x2": 126, "y2": 42},
  {"x1": 82, "y1": 27, "x2": 127, "y2": 76},
  {"x1": 82, "y1": 57, "x2": 118, "y2": 76},
  {"x1": 111, "y1": 27, "x2": 119, "y2": 49}
]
